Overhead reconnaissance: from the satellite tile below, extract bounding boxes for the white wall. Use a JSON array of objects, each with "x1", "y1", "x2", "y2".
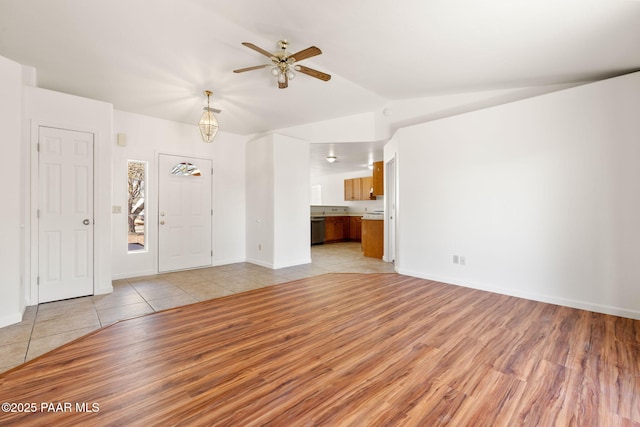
[
  {"x1": 24, "y1": 86, "x2": 113, "y2": 303},
  {"x1": 211, "y1": 129, "x2": 248, "y2": 266},
  {"x1": 382, "y1": 83, "x2": 587, "y2": 136},
  {"x1": 396, "y1": 72, "x2": 640, "y2": 319},
  {"x1": 274, "y1": 134, "x2": 311, "y2": 267},
  {"x1": 246, "y1": 134, "x2": 275, "y2": 267},
  {"x1": 246, "y1": 133, "x2": 311, "y2": 269},
  {"x1": 112, "y1": 110, "x2": 247, "y2": 279},
  {"x1": 0, "y1": 55, "x2": 23, "y2": 327}
]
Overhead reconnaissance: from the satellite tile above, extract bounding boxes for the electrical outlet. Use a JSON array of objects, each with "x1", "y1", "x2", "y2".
[
  {"x1": 453, "y1": 255, "x2": 459, "y2": 264},
  {"x1": 460, "y1": 256, "x2": 466, "y2": 266}
]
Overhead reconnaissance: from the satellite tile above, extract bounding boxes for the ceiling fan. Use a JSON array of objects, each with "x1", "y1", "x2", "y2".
[{"x1": 233, "y1": 40, "x2": 331, "y2": 89}]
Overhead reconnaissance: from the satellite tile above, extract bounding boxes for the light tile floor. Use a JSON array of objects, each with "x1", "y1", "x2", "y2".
[{"x1": 0, "y1": 242, "x2": 394, "y2": 373}]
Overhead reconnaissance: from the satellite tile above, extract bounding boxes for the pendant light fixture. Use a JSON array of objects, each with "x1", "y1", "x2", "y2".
[{"x1": 198, "y1": 90, "x2": 220, "y2": 143}]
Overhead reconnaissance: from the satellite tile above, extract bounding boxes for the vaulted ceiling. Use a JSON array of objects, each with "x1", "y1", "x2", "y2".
[{"x1": 1, "y1": 0, "x2": 639, "y2": 170}]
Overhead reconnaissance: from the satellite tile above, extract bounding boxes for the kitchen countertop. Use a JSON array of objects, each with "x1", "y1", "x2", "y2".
[
  {"x1": 362, "y1": 214, "x2": 384, "y2": 220},
  {"x1": 310, "y1": 213, "x2": 383, "y2": 218},
  {"x1": 310, "y1": 205, "x2": 384, "y2": 218}
]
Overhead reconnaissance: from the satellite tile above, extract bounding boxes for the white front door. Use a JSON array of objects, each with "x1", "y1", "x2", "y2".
[
  {"x1": 38, "y1": 127, "x2": 94, "y2": 303},
  {"x1": 158, "y1": 154, "x2": 212, "y2": 272}
]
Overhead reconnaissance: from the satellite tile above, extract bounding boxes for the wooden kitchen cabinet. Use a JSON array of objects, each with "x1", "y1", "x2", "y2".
[
  {"x1": 344, "y1": 177, "x2": 374, "y2": 201},
  {"x1": 360, "y1": 176, "x2": 373, "y2": 199},
  {"x1": 372, "y1": 161, "x2": 384, "y2": 196},
  {"x1": 324, "y1": 216, "x2": 349, "y2": 242},
  {"x1": 344, "y1": 179, "x2": 361, "y2": 201},
  {"x1": 349, "y1": 216, "x2": 362, "y2": 241},
  {"x1": 362, "y1": 219, "x2": 383, "y2": 258}
]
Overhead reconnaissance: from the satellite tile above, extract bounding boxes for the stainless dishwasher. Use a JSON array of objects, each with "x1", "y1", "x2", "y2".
[{"x1": 310, "y1": 216, "x2": 325, "y2": 245}]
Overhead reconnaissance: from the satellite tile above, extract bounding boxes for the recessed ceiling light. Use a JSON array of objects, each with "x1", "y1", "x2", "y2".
[{"x1": 326, "y1": 156, "x2": 337, "y2": 163}]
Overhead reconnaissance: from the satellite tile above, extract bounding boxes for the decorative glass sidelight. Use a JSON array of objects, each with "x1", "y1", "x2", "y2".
[{"x1": 127, "y1": 160, "x2": 147, "y2": 252}]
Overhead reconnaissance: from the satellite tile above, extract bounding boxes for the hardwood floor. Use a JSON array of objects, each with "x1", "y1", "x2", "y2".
[{"x1": 1, "y1": 273, "x2": 639, "y2": 426}]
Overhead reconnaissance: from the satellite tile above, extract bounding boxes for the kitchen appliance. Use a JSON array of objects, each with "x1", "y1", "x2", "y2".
[{"x1": 311, "y1": 216, "x2": 325, "y2": 245}]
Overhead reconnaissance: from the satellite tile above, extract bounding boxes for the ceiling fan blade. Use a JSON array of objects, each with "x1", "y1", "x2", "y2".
[
  {"x1": 233, "y1": 64, "x2": 269, "y2": 73},
  {"x1": 290, "y1": 46, "x2": 322, "y2": 62},
  {"x1": 242, "y1": 42, "x2": 276, "y2": 60},
  {"x1": 295, "y1": 65, "x2": 331, "y2": 81}
]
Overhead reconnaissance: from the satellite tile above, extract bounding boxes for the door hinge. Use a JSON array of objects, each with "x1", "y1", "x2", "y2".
[
  {"x1": 36, "y1": 143, "x2": 40, "y2": 152},
  {"x1": 211, "y1": 250, "x2": 213, "y2": 256},
  {"x1": 37, "y1": 276, "x2": 40, "y2": 286},
  {"x1": 211, "y1": 209, "x2": 213, "y2": 216},
  {"x1": 36, "y1": 209, "x2": 40, "y2": 219}
]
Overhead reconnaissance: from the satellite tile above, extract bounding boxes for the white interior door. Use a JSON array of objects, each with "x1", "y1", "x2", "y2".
[
  {"x1": 38, "y1": 127, "x2": 94, "y2": 303},
  {"x1": 158, "y1": 154, "x2": 212, "y2": 272}
]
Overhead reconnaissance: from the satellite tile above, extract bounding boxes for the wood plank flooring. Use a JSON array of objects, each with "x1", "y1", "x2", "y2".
[{"x1": 1, "y1": 273, "x2": 639, "y2": 426}]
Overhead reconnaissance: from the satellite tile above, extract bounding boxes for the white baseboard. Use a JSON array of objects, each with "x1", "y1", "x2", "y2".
[
  {"x1": 273, "y1": 258, "x2": 312, "y2": 269},
  {"x1": 397, "y1": 268, "x2": 640, "y2": 321},
  {"x1": 212, "y1": 258, "x2": 246, "y2": 267},
  {"x1": 111, "y1": 269, "x2": 157, "y2": 281},
  {"x1": 245, "y1": 258, "x2": 312, "y2": 270},
  {"x1": 245, "y1": 258, "x2": 274, "y2": 269},
  {"x1": 112, "y1": 259, "x2": 250, "y2": 281},
  {"x1": 0, "y1": 312, "x2": 23, "y2": 328}
]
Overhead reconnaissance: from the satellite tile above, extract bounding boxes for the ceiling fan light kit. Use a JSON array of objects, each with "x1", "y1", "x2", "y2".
[{"x1": 233, "y1": 39, "x2": 331, "y2": 89}]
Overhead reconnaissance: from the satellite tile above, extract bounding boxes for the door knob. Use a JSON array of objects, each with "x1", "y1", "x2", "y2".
[
  {"x1": 160, "y1": 220, "x2": 165, "y2": 225},
  {"x1": 82, "y1": 219, "x2": 90, "y2": 225}
]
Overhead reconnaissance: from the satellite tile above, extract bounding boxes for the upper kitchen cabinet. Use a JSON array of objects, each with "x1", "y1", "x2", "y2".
[
  {"x1": 372, "y1": 161, "x2": 384, "y2": 196},
  {"x1": 344, "y1": 176, "x2": 373, "y2": 201},
  {"x1": 344, "y1": 162, "x2": 382, "y2": 201},
  {"x1": 344, "y1": 177, "x2": 360, "y2": 201},
  {"x1": 361, "y1": 176, "x2": 372, "y2": 199}
]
